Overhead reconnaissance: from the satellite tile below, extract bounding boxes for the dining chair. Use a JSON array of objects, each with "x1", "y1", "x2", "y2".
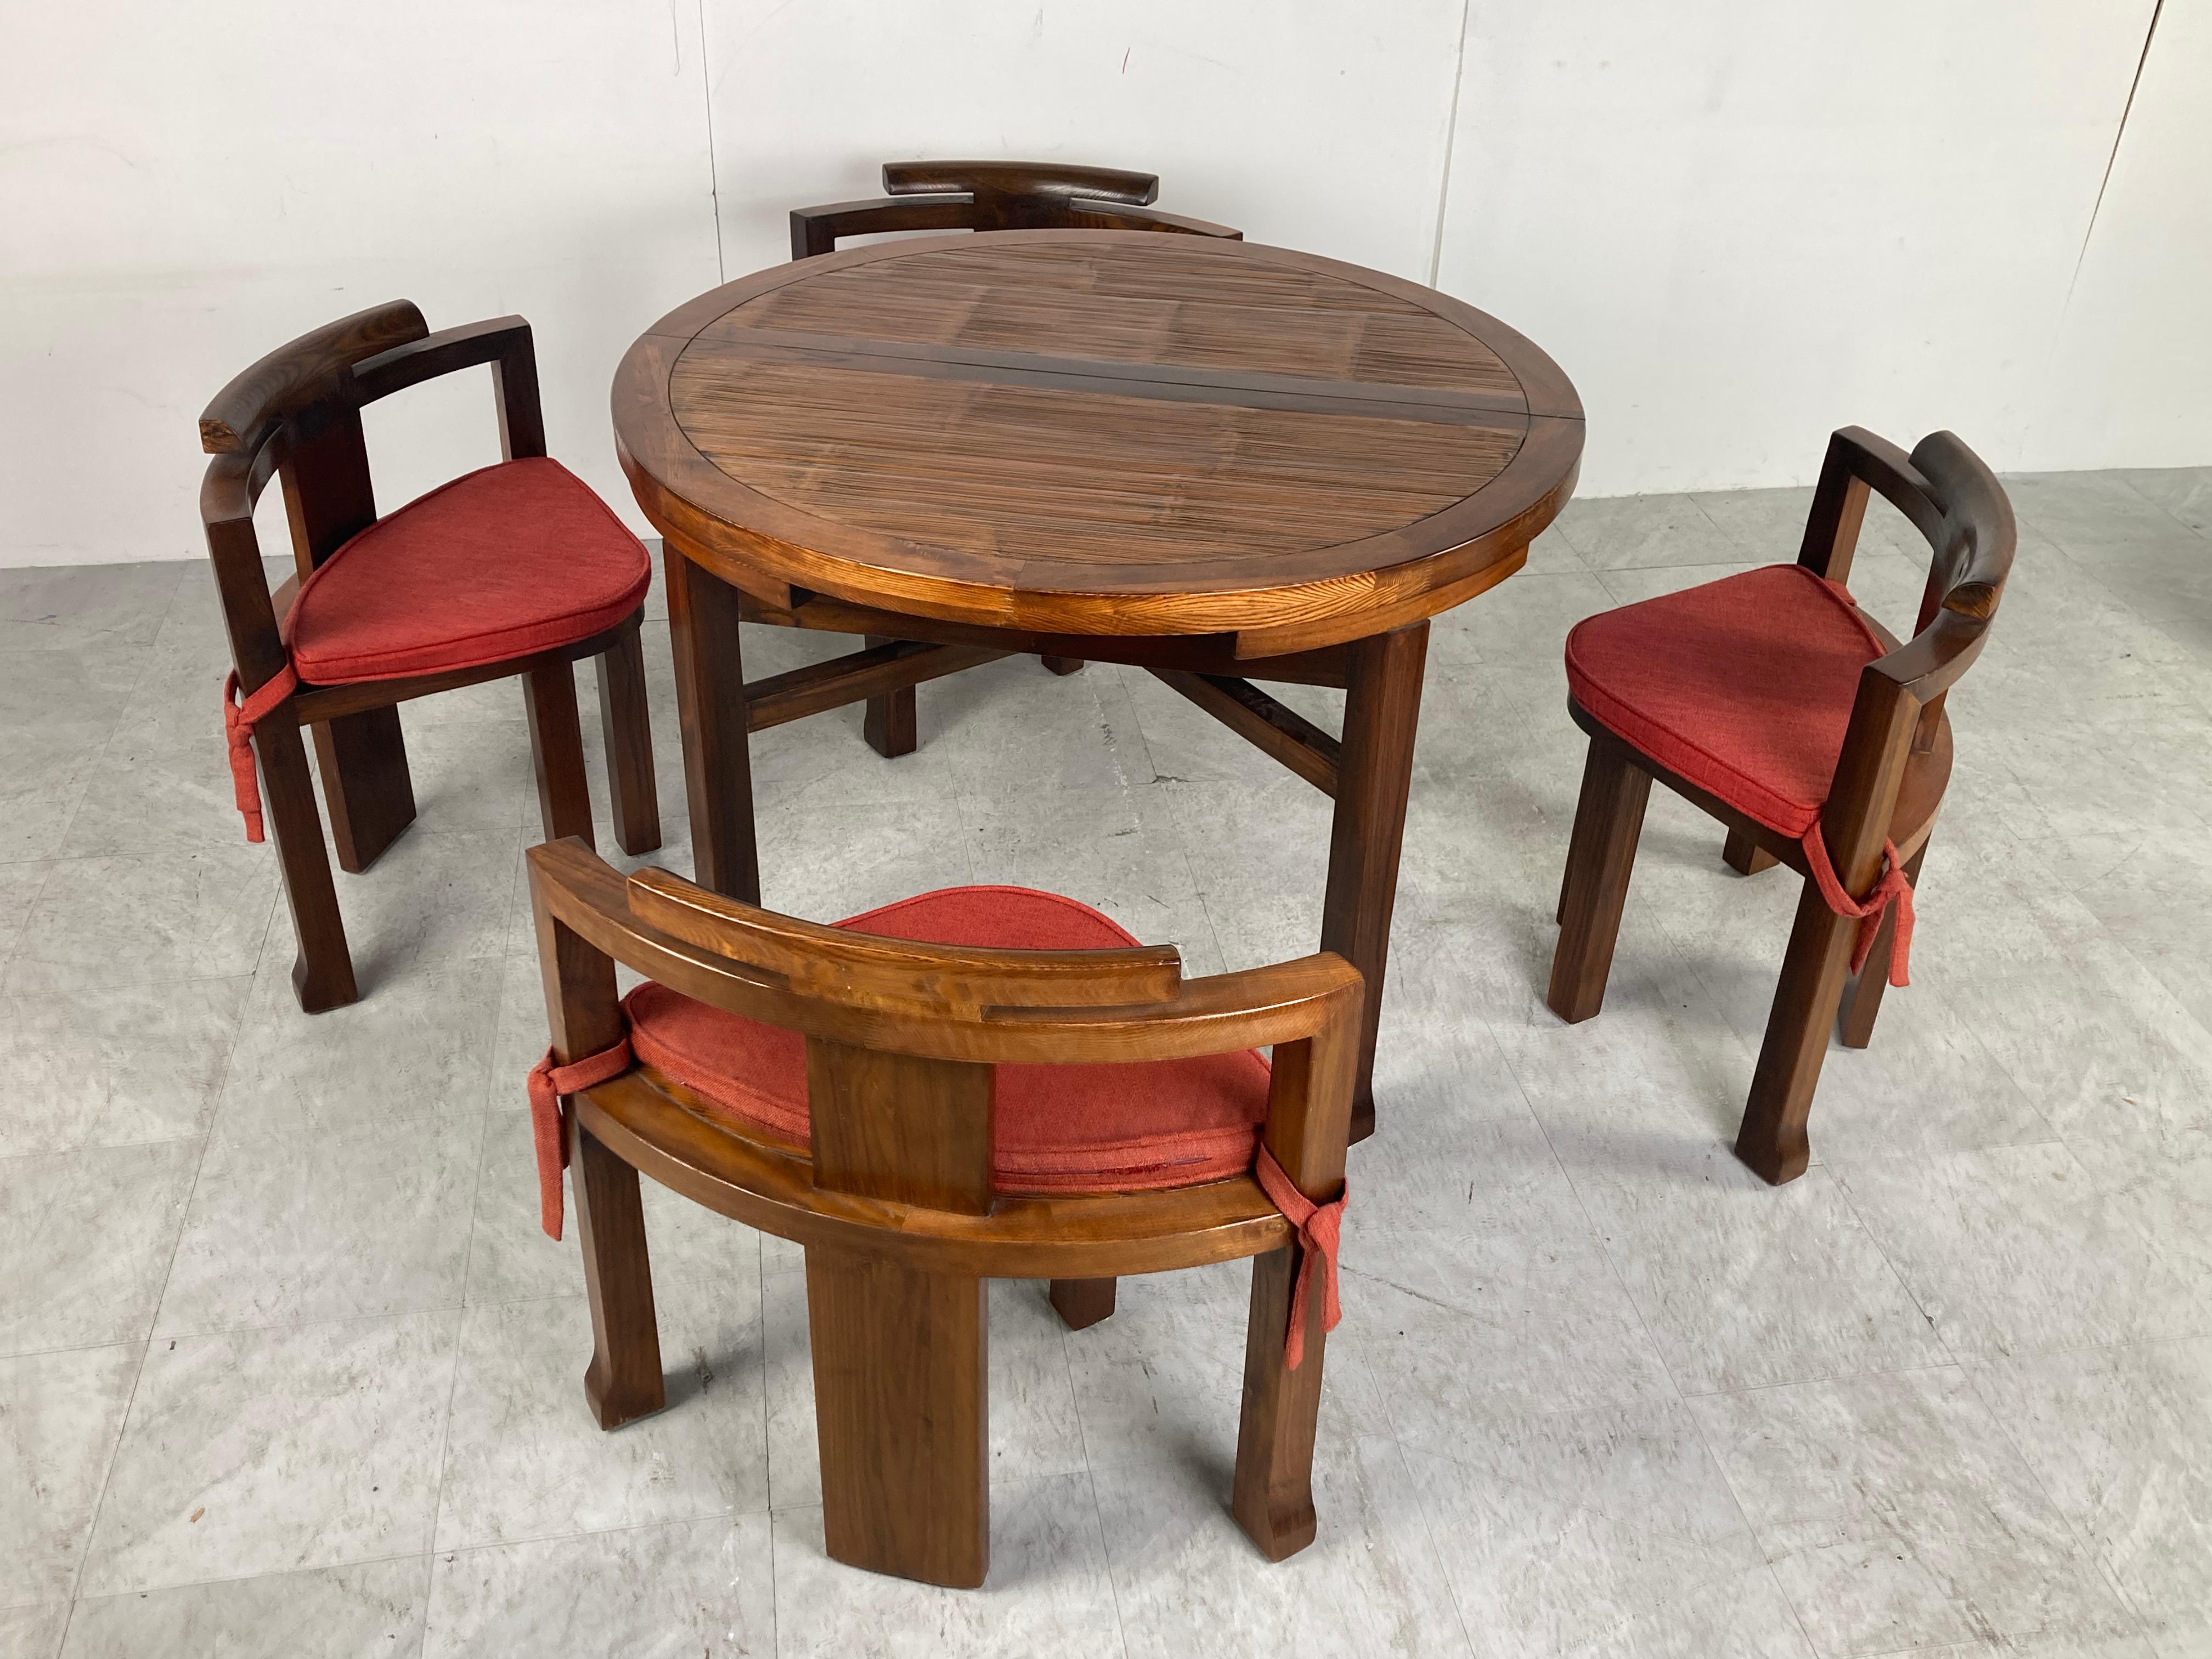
[
  {"x1": 786, "y1": 160, "x2": 1245, "y2": 755},
  {"x1": 523, "y1": 836, "x2": 1359, "y2": 1587},
  {"x1": 198, "y1": 301, "x2": 661, "y2": 1013},
  {"x1": 1545, "y1": 426, "x2": 2016, "y2": 1183}
]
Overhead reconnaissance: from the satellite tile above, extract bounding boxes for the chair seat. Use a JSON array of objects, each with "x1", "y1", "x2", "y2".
[
  {"x1": 1564, "y1": 563, "x2": 1887, "y2": 838},
  {"x1": 286, "y1": 458, "x2": 651, "y2": 684},
  {"x1": 624, "y1": 885, "x2": 1272, "y2": 1194}
]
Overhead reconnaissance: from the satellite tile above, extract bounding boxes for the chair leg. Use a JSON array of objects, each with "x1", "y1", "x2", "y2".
[
  {"x1": 595, "y1": 622, "x2": 663, "y2": 857},
  {"x1": 1547, "y1": 733, "x2": 1652, "y2": 1024},
  {"x1": 1735, "y1": 879, "x2": 1860, "y2": 1184},
  {"x1": 256, "y1": 713, "x2": 358, "y2": 1013},
  {"x1": 1048, "y1": 1277, "x2": 1116, "y2": 1330},
  {"x1": 1040, "y1": 655, "x2": 1085, "y2": 676},
  {"x1": 1839, "y1": 837, "x2": 1927, "y2": 1050},
  {"x1": 806, "y1": 1245, "x2": 988, "y2": 1587},
  {"x1": 1231, "y1": 1246, "x2": 1325, "y2": 1562},
  {"x1": 311, "y1": 707, "x2": 416, "y2": 874},
  {"x1": 1723, "y1": 825, "x2": 1778, "y2": 876},
  {"x1": 862, "y1": 635, "x2": 919, "y2": 759},
  {"x1": 572, "y1": 1117, "x2": 665, "y2": 1430},
  {"x1": 524, "y1": 661, "x2": 596, "y2": 847}
]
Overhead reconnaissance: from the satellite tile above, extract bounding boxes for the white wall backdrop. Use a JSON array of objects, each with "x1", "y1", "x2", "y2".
[
  {"x1": 1433, "y1": 0, "x2": 2161, "y2": 494},
  {"x1": 0, "y1": 0, "x2": 723, "y2": 569},
  {"x1": 1, "y1": 0, "x2": 2201, "y2": 567},
  {"x1": 2029, "y1": 0, "x2": 2212, "y2": 472}
]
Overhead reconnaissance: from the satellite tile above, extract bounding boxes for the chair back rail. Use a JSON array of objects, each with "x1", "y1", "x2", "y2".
[
  {"x1": 530, "y1": 837, "x2": 1361, "y2": 1070},
  {"x1": 881, "y1": 160, "x2": 1161, "y2": 205},
  {"x1": 627, "y1": 866, "x2": 1182, "y2": 1013},
  {"x1": 791, "y1": 159, "x2": 1238, "y2": 259}
]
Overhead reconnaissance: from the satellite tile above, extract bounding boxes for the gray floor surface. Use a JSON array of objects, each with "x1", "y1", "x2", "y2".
[{"x1": 3, "y1": 465, "x2": 2211, "y2": 1658}]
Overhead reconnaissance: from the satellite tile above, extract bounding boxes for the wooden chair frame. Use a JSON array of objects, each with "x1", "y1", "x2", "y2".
[
  {"x1": 781, "y1": 160, "x2": 1245, "y2": 758},
  {"x1": 526, "y1": 836, "x2": 1363, "y2": 1587},
  {"x1": 198, "y1": 301, "x2": 661, "y2": 1013},
  {"x1": 1547, "y1": 427, "x2": 2016, "y2": 1183},
  {"x1": 789, "y1": 159, "x2": 1244, "y2": 261}
]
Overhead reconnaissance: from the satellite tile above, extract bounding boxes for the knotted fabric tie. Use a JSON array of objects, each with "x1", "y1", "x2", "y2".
[
  {"x1": 1252, "y1": 1146, "x2": 1345, "y2": 1370},
  {"x1": 221, "y1": 665, "x2": 299, "y2": 843},
  {"x1": 527, "y1": 1037, "x2": 634, "y2": 1241},
  {"x1": 1800, "y1": 832, "x2": 1917, "y2": 988}
]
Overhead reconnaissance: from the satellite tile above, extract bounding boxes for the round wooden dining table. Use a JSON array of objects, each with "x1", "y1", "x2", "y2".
[{"x1": 612, "y1": 229, "x2": 1583, "y2": 1136}]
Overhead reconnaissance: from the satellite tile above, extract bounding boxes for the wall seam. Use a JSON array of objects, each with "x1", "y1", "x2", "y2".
[
  {"x1": 1427, "y1": 0, "x2": 1474, "y2": 287},
  {"x1": 2066, "y1": 0, "x2": 2164, "y2": 304},
  {"x1": 697, "y1": 0, "x2": 727, "y2": 282}
]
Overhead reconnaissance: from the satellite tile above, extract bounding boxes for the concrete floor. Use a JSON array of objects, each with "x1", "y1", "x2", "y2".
[{"x1": 3, "y1": 465, "x2": 2210, "y2": 1658}]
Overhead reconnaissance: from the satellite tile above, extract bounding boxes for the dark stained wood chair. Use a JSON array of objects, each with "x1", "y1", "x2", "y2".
[
  {"x1": 1545, "y1": 427, "x2": 2015, "y2": 1183},
  {"x1": 198, "y1": 301, "x2": 662, "y2": 1013},
  {"x1": 523, "y1": 837, "x2": 1359, "y2": 1587},
  {"x1": 790, "y1": 158, "x2": 1244, "y2": 259},
  {"x1": 787, "y1": 160, "x2": 1244, "y2": 756}
]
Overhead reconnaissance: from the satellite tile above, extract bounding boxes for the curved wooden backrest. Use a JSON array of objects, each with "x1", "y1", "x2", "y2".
[
  {"x1": 531, "y1": 839, "x2": 1359, "y2": 1068},
  {"x1": 789, "y1": 160, "x2": 1241, "y2": 258},
  {"x1": 626, "y1": 867, "x2": 1183, "y2": 1015},
  {"x1": 881, "y1": 160, "x2": 1160, "y2": 205},
  {"x1": 199, "y1": 300, "x2": 428, "y2": 459},
  {"x1": 1911, "y1": 431, "x2": 2016, "y2": 627}
]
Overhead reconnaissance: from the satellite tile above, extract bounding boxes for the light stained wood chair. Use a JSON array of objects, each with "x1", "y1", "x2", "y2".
[
  {"x1": 783, "y1": 160, "x2": 1244, "y2": 755},
  {"x1": 1547, "y1": 427, "x2": 2015, "y2": 1182},
  {"x1": 524, "y1": 837, "x2": 1359, "y2": 1587},
  {"x1": 198, "y1": 302, "x2": 660, "y2": 1011}
]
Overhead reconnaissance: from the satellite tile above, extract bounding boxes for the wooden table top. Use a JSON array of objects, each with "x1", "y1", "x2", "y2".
[{"x1": 614, "y1": 231, "x2": 1583, "y2": 654}]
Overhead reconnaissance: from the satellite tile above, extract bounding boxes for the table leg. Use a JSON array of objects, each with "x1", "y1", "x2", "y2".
[
  {"x1": 1320, "y1": 621, "x2": 1429, "y2": 1143},
  {"x1": 664, "y1": 549, "x2": 761, "y2": 902},
  {"x1": 861, "y1": 634, "x2": 919, "y2": 759}
]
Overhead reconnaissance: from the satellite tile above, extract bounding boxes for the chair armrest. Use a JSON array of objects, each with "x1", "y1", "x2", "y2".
[
  {"x1": 1064, "y1": 201, "x2": 1243, "y2": 240},
  {"x1": 1869, "y1": 601, "x2": 1994, "y2": 703},
  {"x1": 789, "y1": 196, "x2": 978, "y2": 258},
  {"x1": 1797, "y1": 426, "x2": 1943, "y2": 584},
  {"x1": 1832, "y1": 427, "x2": 1943, "y2": 540},
  {"x1": 352, "y1": 317, "x2": 545, "y2": 461},
  {"x1": 351, "y1": 317, "x2": 528, "y2": 399}
]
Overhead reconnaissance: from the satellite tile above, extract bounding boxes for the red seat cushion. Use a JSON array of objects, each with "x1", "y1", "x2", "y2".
[
  {"x1": 1564, "y1": 563, "x2": 1886, "y2": 837},
  {"x1": 623, "y1": 885, "x2": 1271, "y2": 1194},
  {"x1": 286, "y1": 458, "x2": 651, "y2": 685}
]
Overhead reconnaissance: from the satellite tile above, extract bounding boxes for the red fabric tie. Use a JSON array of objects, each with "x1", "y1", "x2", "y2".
[
  {"x1": 1252, "y1": 1146, "x2": 1345, "y2": 1371},
  {"x1": 221, "y1": 665, "x2": 299, "y2": 843},
  {"x1": 527, "y1": 1037, "x2": 634, "y2": 1240},
  {"x1": 1800, "y1": 832, "x2": 1917, "y2": 988}
]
